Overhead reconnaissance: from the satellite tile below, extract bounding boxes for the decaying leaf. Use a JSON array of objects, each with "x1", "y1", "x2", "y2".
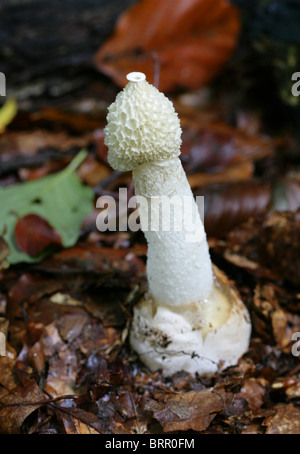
[
  {"x1": 95, "y1": 0, "x2": 241, "y2": 92},
  {"x1": 145, "y1": 387, "x2": 225, "y2": 432},
  {"x1": 264, "y1": 404, "x2": 300, "y2": 434}
]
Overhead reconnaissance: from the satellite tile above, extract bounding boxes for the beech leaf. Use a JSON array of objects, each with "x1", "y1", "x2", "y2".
[{"x1": 95, "y1": 0, "x2": 241, "y2": 92}]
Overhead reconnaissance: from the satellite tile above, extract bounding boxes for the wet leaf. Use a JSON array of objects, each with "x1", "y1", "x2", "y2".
[{"x1": 95, "y1": 0, "x2": 241, "y2": 92}]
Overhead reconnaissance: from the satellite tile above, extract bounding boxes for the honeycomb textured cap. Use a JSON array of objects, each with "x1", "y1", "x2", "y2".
[{"x1": 104, "y1": 76, "x2": 182, "y2": 171}]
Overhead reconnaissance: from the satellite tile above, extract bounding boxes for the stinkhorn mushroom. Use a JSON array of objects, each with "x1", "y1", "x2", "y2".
[{"x1": 104, "y1": 72, "x2": 251, "y2": 376}]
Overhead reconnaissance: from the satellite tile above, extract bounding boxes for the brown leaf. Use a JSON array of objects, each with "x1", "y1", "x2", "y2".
[
  {"x1": 181, "y1": 121, "x2": 273, "y2": 175},
  {"x1": 33, "y1": 245, "x2": 145, "y2": 286},
  {"x1": 15, "y1": 214, "x2": 62, "y2": 257},
  {"x1": 196, "y1": 181, "x2": 270, "y2": 237},
  {"x1": 146, "y1": 388, "x2": 225, "y2": 432},
  {"x1": 9, "y1": 273, "x2": 63, "y2": 304},
  {"x1": 188, "y1": 161, "x2": 254, "y2": 188},
  {"x1": 238, "y1": 378, "x2": 267, "y2": 414},
  {"x1": 60, "y1": 411, "x2": 101, "y2": 434},
  {"x1": 0, "y1": 129, "x2": 93, "y2": 157},
  {"x1": 264, "y1": 404, "x2": 300, "y2": 434},
  {"x1": 58, "y1": 312, "x2": 89, "y2": 343},
  {"x1": 45, "y1": 345, "x2": 79, "y2": 397},
  {"x1": 28, "y1": 341, "x2": 45, "y2": 374},
  {"x1": 0, "y1": 357, "x2": 44, "y2": 433},
  {"x1": 77, "y1": 154, "x2": 111, "y2": 186},
  {"x1": 95, "y1": 0, "x2": 240, "y2": 92},
  {"x1": 31, "y1": 108, "x2": 102, "y2": 133}
]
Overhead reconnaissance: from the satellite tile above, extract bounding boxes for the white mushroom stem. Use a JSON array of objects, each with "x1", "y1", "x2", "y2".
[
  {"x1": 132, "y1": 157, "x2": 213, "y2": 307},
  {"x1": 104, "y1": 72, "x2": 251, "y2": 376}
]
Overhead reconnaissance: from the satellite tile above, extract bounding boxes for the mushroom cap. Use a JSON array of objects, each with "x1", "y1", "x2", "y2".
[{"x1": 104, "y1": 73, "x2": 182, "y2": 171}]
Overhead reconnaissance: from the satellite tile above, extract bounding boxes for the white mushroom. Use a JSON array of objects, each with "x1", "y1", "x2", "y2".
[{"x1": 104, "y1": 72, "x2": 251, "y2": 376}]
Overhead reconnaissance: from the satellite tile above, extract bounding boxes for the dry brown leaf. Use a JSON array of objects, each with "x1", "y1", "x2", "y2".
[
  {"x1": 238, "y1": 378, "x2": 267, "y2": 414},
  {"x1": 264, "y1": 404, "x2": 300, "y2": 434},
  {"x1": 146, "y1": 388, "x2": 225, "y2": 432},
  {"x1": 95, "y1": 0, "x2": 240, "y2": 92}
]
